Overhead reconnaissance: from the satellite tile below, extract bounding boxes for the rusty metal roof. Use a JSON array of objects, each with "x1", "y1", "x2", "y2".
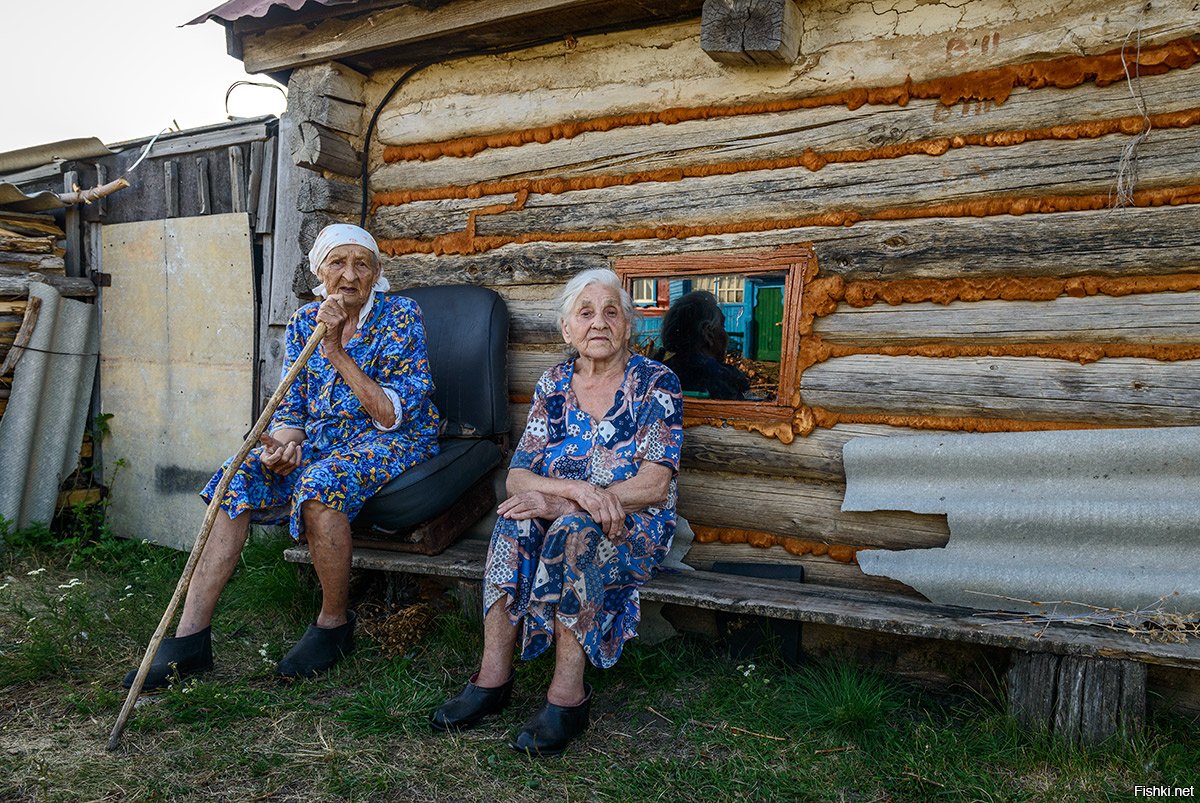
[
  {"x1": 842, "y1": 427, "x2": 1200, "y2": 617},
  {"x1": 186, "y1": 0, "x2": 360, "y2": 25}
]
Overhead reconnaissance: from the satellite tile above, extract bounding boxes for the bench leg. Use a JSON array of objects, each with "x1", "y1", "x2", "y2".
[{"x1": 1007, "y1": 651, "x2": 1146, "y2": 744}]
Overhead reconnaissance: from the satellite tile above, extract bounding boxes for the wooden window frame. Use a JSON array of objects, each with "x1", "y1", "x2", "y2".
[{"x1": 615, "y1": 244, "x2": 811, "y2": 424}]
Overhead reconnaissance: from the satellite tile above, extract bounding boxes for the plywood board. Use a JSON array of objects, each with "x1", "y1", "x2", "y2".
[{"x1": 100, "y1": 213, "x2": 254, "y2": 550}]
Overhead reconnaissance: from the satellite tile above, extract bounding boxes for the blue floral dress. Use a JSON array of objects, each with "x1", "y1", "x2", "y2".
[
  {"x1": 201, "y1": 293, "x2": 440, "y2": 539},
  {"x1": 484, "y1": 354, "x2": 684, "y2": 669}
]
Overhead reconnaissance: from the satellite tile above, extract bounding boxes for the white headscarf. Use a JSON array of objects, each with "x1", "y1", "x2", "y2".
[{"x1": 308, "y1": 223, "x2": 391, "y2": 330}]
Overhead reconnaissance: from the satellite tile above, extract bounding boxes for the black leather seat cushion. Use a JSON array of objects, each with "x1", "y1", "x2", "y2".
[{"x1": 355, "y1": 438, "x2": 503, "y2": 531}]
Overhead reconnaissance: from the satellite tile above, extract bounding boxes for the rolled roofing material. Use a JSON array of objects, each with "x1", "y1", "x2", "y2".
[
  {"x1": 842, "y1": 427, "x2": 1200, "y2": 615},
  {"x1": 0, "y1": 282, "x2": 99, "y2": 533}
]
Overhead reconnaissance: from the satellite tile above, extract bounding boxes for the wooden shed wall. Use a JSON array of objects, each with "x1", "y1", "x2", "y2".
[{"x1": 296, "y1": 0, "x2": 1200, "y2": 593}]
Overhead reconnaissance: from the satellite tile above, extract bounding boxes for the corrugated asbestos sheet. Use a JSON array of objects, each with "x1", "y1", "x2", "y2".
[
  {"x1": 842, "y1": 427, "x2": 1200, "y2": 616},
  {"x1": 0, "y1": 183, "x2": 64, "y2": 213},
  {"x1": 0, "y1": 283, "x2": 99, "y2": 532},
  {"x1": 186, "y1": 0, "x2": 359, "y2": 25}
]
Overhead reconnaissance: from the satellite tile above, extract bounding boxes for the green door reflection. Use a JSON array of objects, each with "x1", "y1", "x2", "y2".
[{"x1": 753, "y1": 285, "x2": 784, "y2": 361}]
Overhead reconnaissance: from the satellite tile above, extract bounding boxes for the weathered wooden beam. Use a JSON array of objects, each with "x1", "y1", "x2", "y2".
[
  {"x1": 286, "y1": 540, "x2": 1200, "y2": 670},
  {"x1": 802, "y1": 354, "x2": 1200, "y2": 426},
  {"x1": 287, "y1": 62, "x2": 368, "y2": 136},
  {"x1": 373, "y1": 126, "x2": 1200, "y2": 241},
  {"x1": 378, "y1": 204, "x2": 1200, "y2": 287},
  {"x1": 0, "y1": 234, "x2": 54, "y2": 253},
  {"x1": 229, "y1": 145, "x2": 247, "y2": 213},
  {"x1": 681, "y1": 540, "x2": 919, "y2": 595},
  {"x1": 373, "y1": 64, "x2": 1200, "y2": 195},
  {"x1": 814, "y1": 292, "x2": 1200, "y2": 347},
  {"x1": 0, "y1": 251, "x2": 66, "y2": 273},
  {"x1": 239, "y1": 0, "x2": 705, "y2": 74},
  {"x1": 1010, "y1": 653, "x2": 1147, "y2": 744},
  {"x1": 701, "y1": 0, "x2": 802, "y2": 66},
  {"x1": 677, "y1": 469, "x2": 950, "y2": 550},
  {"x1": 163, "y1": 160, "x2": 180, "y2": 219},
  {"x1": 62, "y1": 170, "x2": 81, "y2": 277},
  {"x1": 293, "y1": 121, "x2": 362, "y2": 177}
]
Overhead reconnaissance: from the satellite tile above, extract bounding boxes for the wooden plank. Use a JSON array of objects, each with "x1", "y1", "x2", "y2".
[
  {"x1": 677, "y1": 469, "x2": 950, "y2": 550},
  {"x1": 293, "y1": 121, "x2": 362, "y2": 178},
  {"x1": 124, "y1": 119, "x2": 271, "y2": 159},
  {"x1": 283, "y1": 540, "x2": 1200, "y2": 669},
  {"x1": 373, "y1": 126, "x2": 1200, "y2": 241},
  {"x1": 1053, "y1": 655, "x2": 1088, "y2": 742},
  {"x1": 229, "y1": 145, "x2": 247, "y2": 213},
  {"x1": 701, "y1": 0, "x2": 802, "y2": 66},
  {"x1": 802, "y1": 354, "x2": 1200, "y2": 426},
  {"x1": 0, "y1": 296, "x2": 41, "y2": 376},
  {"x1": 0, "y1": 301, "x2": 27, "y2": 315},
  {"x1": 1120, "y1": 661, "x2": 1148, "y2": 733},
  {"x1": 247, "y1": 140, "x2": 264, "y2": 227},
  {"x1": 241, "y1": 0, "x2": 704, "y2": 74},
  {"x1": 62, "y1": 170, "x2": 81, "y2": 277},
  {"x1": 255, "y1": 135, "x2": 277, "y2": 235},
  {"x1": 163, "y1": 160, "x2": 180, "y2": 219},
  {"x1": 195, "y1": 156, "x2": 212, "y2": 215},
  {"x1": 1007, "y1": 651, "x2": 1059, "y2": 732},
  {"x1": 374, "y1": 63, "x2": 1200, "y2": 195},
  {"x1": 269, "y1": 116, "x2": 308, "y2": 327},
  {"x1": 0, "y1": 212, "x2": 64, "y2": 238},
  {"x1": 814, "y1": 292, "x2": 1200, "y2": 347},
  {"x1": 1080, "y1": 658, "x2": 1123, "y2": 744},
  {"x1": 0, "y1": 234, "x2": 54, "y2": 253}
]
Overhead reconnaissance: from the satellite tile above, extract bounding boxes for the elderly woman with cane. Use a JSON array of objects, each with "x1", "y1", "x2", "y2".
[
  {"x1": 122, "y1": 224, "x2": 439, "y2": 689},
  {"x1": 431, "y1": 268, "x2": 684, "y2": 757}
]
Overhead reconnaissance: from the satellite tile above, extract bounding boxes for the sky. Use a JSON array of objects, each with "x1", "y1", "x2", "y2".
[{"x1": 0, "y1": 1, "x2": 287, "y2": 153}]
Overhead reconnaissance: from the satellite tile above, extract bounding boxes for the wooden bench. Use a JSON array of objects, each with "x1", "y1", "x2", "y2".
[{"x1": 284, "y1": 537, "x2": 1200, "y2": 744}]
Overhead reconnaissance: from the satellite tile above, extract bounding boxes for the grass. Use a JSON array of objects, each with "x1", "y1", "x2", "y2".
[{"x1": 1, "y1": 513, "x2": 1198, "y2": 802}]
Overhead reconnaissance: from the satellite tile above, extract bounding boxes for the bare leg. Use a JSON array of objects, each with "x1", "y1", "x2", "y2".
[
  {"x1": 301, "y1": 500, "x2": 352, "y2": 628},
  {"x1": 176, "y1": 510, "x2": 251, "y2": 637},
  {"x1": 546, "y1": 618, "x2": 588, "y2": 706},
  {"x1": 476, "y1": 600, "x2": 519, "y2": 687}
]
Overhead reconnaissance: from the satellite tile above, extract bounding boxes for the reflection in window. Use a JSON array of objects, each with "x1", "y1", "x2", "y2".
[
  {"x1": 631, "y1": 278, "x2": 657, "y2": 306},
  {"x1": 690, "y1": 275, "x2": 745, "y2": 304}
]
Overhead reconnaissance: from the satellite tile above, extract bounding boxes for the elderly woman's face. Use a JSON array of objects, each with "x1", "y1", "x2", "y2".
[
  {"x1": 562, "y1": 283, "x2": 630, "y2": 361},
  {"x1": 317, "y1": 244, "x2": 378, "y2": 305}
]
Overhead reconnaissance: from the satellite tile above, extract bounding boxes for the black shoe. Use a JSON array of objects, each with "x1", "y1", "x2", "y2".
[
  {"x1": 276, "y1": 611, "x2": 356, "y2": 679},
  {"x1": 511, "y1": 685, "x2": 593, "y2": 758},
  {"x1": 122, "y1": 627, "x2": 213, "y2": 691},
  {"x1": 430, "y1": 672, "x2": 514, "y2": 732}
]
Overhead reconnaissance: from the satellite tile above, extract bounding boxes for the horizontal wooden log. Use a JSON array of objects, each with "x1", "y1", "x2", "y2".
[
  {"x1": 242, "y1": 0, "x2": 703, "y2": 74},
  {"x1": 0, "y1": 270, "x2": 95, "y2": 298},
  {"x1": 0, "y1": 212, "x2": 65, "y2": 238},
  {"x1": 508, "y1": 348, "x2": 563, "y2": 395},
  {"x1": 0, "y1": 251, "x2": 65, "y2": 272},
  {"x1": 373, "y1": 126, "x2": 1200, "y2": 240},
  {"x1": 298, "y1": 175, "x2": 362, "y2": 216},
  {"x1": 677, "y1": 469, "x2": 949, "y2": 549},
  {"x1": 288, "y1": 539, "x2": 1200, "y2": 669},
  {"x1": 372, "y1": 0, "x2": 1199, "y2": 148},
  {"x1": 288, "y1": 62, "x2": 368, "y2": 135},
  {"x1": 510, "y1": 400, "x2": 933, "y2": 482},
  {"x1": 292, "y1": 121, "x2": 362, "y2": 177},
  {"x1": 814, "y1": 291, "x2": 1200, "y2": 346},
  {"x1": 508, "y1": 297, "x2": 560, "y2": 343},
  {"x1": 802, "y1": 354, "x2": 1200, "y2": 425},
  {"x1": 680, "y1": 540, "x2": 919, "y2": 595},
  {"x1": 379, "y1": 204, "x2": 1200, "y2": 287},
  {"x1": 0, "y1": 235, "x2": 54, "y2": 254},
  {"x1": 373, "y1": 63, "x2": 1200, "y2": 194}
]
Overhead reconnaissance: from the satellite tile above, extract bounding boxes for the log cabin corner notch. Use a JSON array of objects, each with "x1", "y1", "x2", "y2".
[{"x1": 615, "y1": 244, "x2": 811, "y2": 432}]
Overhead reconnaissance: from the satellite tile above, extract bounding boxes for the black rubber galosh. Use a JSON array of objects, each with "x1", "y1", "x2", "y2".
[
  {"x1": 430, "y1": 672, "x2": 514, "y2": 732},
  {"x1": 276, "y1": 611, "x2": 356, "y2": 679},
  {"x1": 511, "y1": 684, "x2": 593, "y2": 758},
  {"x1": 122, "y1": 626, "x2": 214, "y2": 690}
]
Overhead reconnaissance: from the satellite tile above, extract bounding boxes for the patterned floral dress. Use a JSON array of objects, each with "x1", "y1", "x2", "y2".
[
  {"x1": 484, "y1": 354, "x2": 684, "y2": 669},
  {"x1": 201, "y1": 293, "x2": 440, "y2": 539}
]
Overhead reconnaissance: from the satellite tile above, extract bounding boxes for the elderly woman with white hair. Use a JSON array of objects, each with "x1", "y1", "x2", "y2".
[
  {"x1": 432, "y1": 268, "x2": 684, "y2": 757},
  {"x1": 123, "y1": 223, "x2": 439, "y2": 688}
]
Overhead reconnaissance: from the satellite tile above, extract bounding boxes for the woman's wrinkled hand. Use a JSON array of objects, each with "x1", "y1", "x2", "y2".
[
  {"x1": 497, "y1": 491, "x2": 579, "y2": 522},
  {"x1": 567, "y1": 481, "x2": 625, "y2": 538},
  {"x1": 259, "y1": 433, "x2": 303, "y2": 476},
  {"x1": 316, "y1": 293, "x2": 349, "y2": 353}
]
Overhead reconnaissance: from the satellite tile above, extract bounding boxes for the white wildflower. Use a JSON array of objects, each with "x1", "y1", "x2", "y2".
[{"x1": 26, "y1": 567, "x2": 46, "y2": 576}]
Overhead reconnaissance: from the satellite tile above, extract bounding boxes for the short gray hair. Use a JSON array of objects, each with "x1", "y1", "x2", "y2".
[
  {"x1": 557, "y1": 268, "x2": 635, "y2": 326},
  {"x1": 557, "y1": 268, "x2": 636, "y2": 354}
]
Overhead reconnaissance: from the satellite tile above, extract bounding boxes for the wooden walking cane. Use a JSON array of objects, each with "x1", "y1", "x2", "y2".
[{"x1": 107, "y1": 321, "x2": 328, "y2": 751}]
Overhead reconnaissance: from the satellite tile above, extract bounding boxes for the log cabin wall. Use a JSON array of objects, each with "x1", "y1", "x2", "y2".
[{"x1": 288, "y1": 0, "x2": 1200, "y2": 600}]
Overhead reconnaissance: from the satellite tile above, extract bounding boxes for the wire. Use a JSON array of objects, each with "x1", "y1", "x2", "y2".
[
  {"x1": 226, "y1": 80, "x2": 288, "y2": 116},
  {"x1": 124, "y1": 128, "x2": 168, "y2": 176},
  {"x1": 3, "y1": 344, "x2": 98, "y2": 358}
]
